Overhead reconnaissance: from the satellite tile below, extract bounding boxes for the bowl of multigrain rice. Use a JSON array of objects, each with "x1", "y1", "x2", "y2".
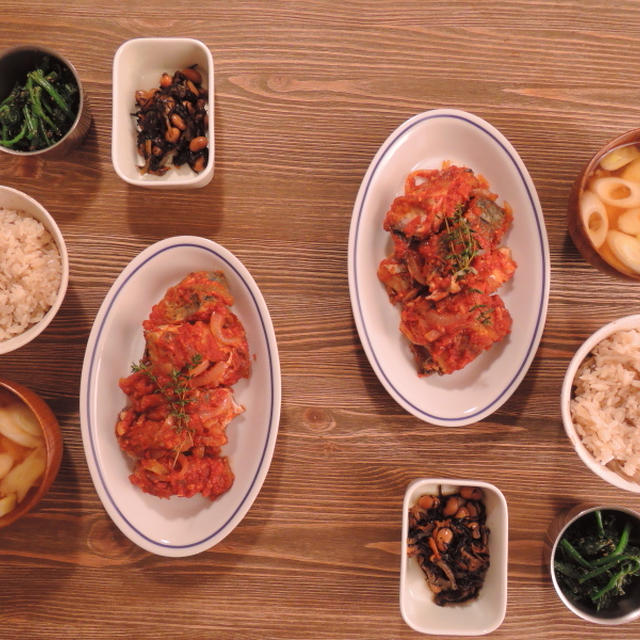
[
  {"x1": 0, "y1": 186, "x2": 68, "y2": 354},
  {"x1": 561, "y1": 315, "x2": 640, "y2": 492}
]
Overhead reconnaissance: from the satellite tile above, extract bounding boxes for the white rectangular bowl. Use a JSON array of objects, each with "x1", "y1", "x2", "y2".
[
  {"x1": 400, "y1": 478, "x2": 508, "y2": 636},
  {"x1": 112, "y1": 37, "x2": 214, "y2": 189}
]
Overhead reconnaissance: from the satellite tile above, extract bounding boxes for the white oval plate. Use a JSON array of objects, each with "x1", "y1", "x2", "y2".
[
  {"x1": 80, "y1": 236, "x2": 281, "y2": 556},
  {"x1": 348, "y1": 109, "x2": 549, "y2": 426}
]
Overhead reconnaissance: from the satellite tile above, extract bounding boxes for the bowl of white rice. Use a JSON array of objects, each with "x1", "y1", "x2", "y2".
[
  {"x1": 561, "y1": 314, "x2": 640, "y2": 493},
  {"x1": 0, "y1": 185, "x2": 68, "y2": 354}
]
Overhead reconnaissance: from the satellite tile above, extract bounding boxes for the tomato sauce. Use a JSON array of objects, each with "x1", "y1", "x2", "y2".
[
  {"x1": 115, "y1": 271, "x2": 250, "y2": 500},
  {"x1": 378, "y1": 164, "x2": 516, "y2": 375}
]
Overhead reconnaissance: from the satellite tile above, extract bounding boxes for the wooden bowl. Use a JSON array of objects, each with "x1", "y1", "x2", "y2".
[
  {"x1": 567, "y1": 127, "x2": 640, "y2": 280},
  {"x1": 0, "y1": 378, "x2": 63, "y2": 528}
]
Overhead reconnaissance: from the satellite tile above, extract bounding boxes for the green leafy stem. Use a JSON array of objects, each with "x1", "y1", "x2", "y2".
[{"x1": 131, "y1": 353, "x2": 203, "y2": 436}]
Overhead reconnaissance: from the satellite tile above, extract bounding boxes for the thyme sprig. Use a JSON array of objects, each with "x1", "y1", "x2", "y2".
[
  {"x1": 470, "y1": 303, "x2": 493, "y2": 326},
  {"x1": 443, "y1": 204, "x2": 479, "y2": 279},
  {"x1": 131, "y1": 353, "x2": 203, "y2": 435}
]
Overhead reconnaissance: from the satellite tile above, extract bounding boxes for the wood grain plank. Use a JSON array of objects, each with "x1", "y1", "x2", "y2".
[{"x1": 1, "y1": 1, "x2": 640, "y2": 638}]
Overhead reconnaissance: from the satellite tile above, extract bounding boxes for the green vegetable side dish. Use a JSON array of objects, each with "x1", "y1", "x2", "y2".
[
  {"x1": 554, "y1": 509, "x2": 640, "y2": 612},
  {"x1": 0, "y1": 56, "x2": 78, "y2": 152}
]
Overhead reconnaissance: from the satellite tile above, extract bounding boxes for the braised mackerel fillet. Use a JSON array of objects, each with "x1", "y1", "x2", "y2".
[
  {"x1": 115, "y1": 271, "x2": 250, "y2": 500},
  {"x1": 378, "y1": 163, "x2": 516, "y2": 375}
]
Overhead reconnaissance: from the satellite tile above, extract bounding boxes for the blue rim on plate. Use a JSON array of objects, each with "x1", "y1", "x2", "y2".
[{"x1": 348, "y1": 109, "x2": 550, "y2": 426}]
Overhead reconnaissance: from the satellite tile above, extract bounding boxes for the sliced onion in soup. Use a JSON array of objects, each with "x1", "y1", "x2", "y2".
[{"x1": 607, "y1": 230, "x2": 640, "y2": 274}]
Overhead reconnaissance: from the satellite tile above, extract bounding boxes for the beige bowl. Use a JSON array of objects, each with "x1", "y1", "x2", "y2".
[
  {"x1": 0, "y1": 185, "x2": 69, "y2": 354},
  {"x1": 0, "y1": 378, "x2": 63, "y2": 528}
]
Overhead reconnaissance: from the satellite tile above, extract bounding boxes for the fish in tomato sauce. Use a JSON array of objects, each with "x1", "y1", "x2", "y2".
[
  {"x1": 378, "y1": 164, "x2": 516, "y2": 375},
  {"x1": 400, "y1": 290, "x2": 512, "y2": 375},
  {"x1": 383, "y1": 165, "x2": 481, "y2": 240},
  {"x1": 115, "y1": 271, "x2": 250, "y2": 500},
  {"x1": 145, "y1": 270, "x2": 234, "y2": 327}
]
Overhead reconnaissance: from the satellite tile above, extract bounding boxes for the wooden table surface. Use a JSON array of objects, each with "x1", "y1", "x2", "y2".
[{"x1": 2, "y1": 1, "x2": 640, "y2": 638}]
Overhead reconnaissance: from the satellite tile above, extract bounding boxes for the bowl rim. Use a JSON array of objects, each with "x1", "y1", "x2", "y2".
[
  {"x1": 399, "y1": 477, "x2": 508, "y2": 636},
  {"x1": 549, "y1": 504, "x2": 640, "y2": 624},
  {"x1": 0, "y1": 378, "x2": 63, "y2": 528},
  {"x1": 0, "y1": 44, "x2": 87, "y2": 157},
  {"x1": 0, "y1": 185, "x2": 69, "y2": 354},
  {"x1": 111, "y1": 36, "x2": 215, "y2": 189},
  {"x1": 561, "y1": 313, "x2": 640, "y2": 493},
  {"x1": 575, "y1": 128, "x2": 640, "y2": 201}
]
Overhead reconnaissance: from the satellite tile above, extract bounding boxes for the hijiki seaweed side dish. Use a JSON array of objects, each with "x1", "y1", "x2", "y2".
[
  {"x1": 133, "y1": 65, "x2": 209, "y2": 175},
  {"x1": 407, "y1": 486, "x2": 490, "y2": 605}
]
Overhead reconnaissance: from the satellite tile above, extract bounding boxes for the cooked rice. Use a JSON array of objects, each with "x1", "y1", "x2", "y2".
[
  {"x1": 0, "y1": 208, "x2": 62, "y2": 341},
  {"x1": 571, "y1": 328, "x2": 640, "y2": 481}
]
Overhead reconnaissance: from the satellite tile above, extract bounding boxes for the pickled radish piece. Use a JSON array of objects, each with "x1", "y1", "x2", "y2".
[
  {"x1": 600, "y1": 145, "x2": 640, "y2": 171},
  {"x1": 592, "y1": 177, "x2": 640, "y2": 208},
  {"x1": 617, "y1": 208, "x2": 640, "y2": 235},
  {"x1": 607, "y1": 230, "x2": 640, "y2": 274},
  {"x1": 622, "y1": 157, "x2": 640, "y2": 183},
  {"x1": 580, "y1": 190, "x2": 608, "y2": 248}
]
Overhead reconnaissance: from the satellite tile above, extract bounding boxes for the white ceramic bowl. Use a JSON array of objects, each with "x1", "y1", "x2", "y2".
[
  {"x1": 561, "y1": 314, "x2": 640, "y2": 493},
  {"x1": 400, "y1": 478, "x2": 508, "y2": 636},
  {"x1": 112, "y1": 37, "x2": 214, "y2": 189},
  {"x1": 0, "y1": 186, "x2": 69, "y2": 354}
]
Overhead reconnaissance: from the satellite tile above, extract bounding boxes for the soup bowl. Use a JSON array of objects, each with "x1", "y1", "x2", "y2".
[
  {"x1": 0, "y1": 378, "x2": 63, "y2": 528},
  {"x1": 568, "y1": 128, "x2": 640, "y2": 280}
]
